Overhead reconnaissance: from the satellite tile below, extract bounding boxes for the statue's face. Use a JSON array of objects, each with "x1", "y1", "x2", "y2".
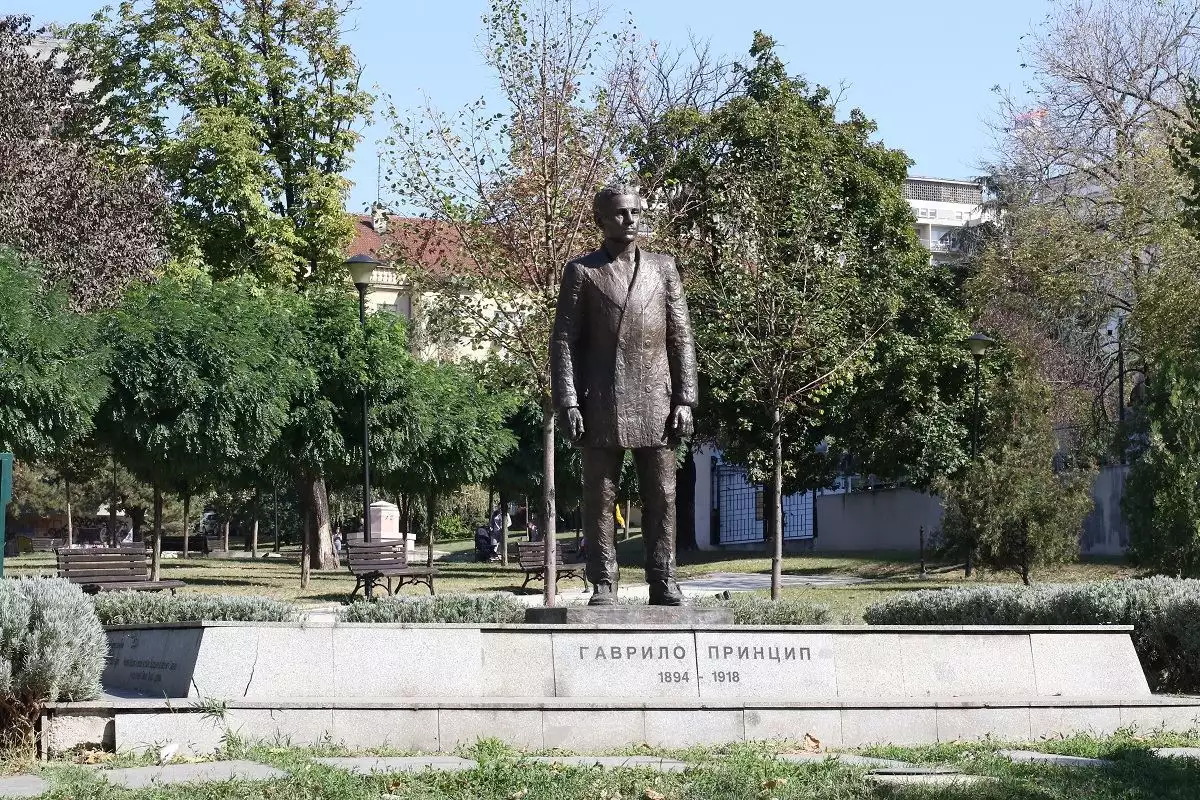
[{"x1": 596, "y1": 194, "x2": 643, "y2": 244}]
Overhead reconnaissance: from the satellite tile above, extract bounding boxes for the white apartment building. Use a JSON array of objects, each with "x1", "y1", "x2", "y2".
[{"x1": 903, "y1": 176, "x2": 985, "y2": 263}]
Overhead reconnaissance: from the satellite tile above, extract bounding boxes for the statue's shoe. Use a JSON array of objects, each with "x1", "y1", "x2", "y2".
[
  {"x1": 649, "y1": 581, "x2": 684, "y2": 606},
  {"x1": 588, "y1": 582, "x2": 617, "y2": 606}
]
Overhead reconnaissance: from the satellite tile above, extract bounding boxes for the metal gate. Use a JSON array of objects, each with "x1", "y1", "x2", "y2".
[{"x1": 713, "y1": 463, "x2": 813, "y2": 545}]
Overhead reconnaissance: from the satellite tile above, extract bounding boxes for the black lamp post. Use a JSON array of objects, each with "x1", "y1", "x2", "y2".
[
  {"x1": 345, "y1": 253, "x2": 381, "y2": 543},
  {"x1": 963, "y1": 332, "x2": 995, "y2": 577}
]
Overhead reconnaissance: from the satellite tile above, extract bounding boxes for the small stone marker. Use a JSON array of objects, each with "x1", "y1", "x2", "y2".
[
  {"x1": 998, "y1": 750, "x2": 1113, "y2": 768},
  {"x1": 1153, "y1": 747, "x2": 1200, "y2": 760},
  {"x1": 314, "y1": 757, "x2": 477, "y2": 773},
  {"x1": 0, "y1": 775, "x2": 48, "y2": 798},
  {"x1": 528, "y1": 756, "x2": 688, "y2": 771},
  {"x1": 99, "y1": 760, "x2": 287, "y2": 789}
]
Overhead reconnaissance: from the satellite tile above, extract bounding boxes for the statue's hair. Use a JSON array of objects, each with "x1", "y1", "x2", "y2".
[{"x1": 593, "y1": 183, "x2": 644, "y2": 219}]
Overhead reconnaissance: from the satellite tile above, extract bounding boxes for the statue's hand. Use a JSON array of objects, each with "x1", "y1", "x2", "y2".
[
  {"x1": 564, "y1": 407, "x2": 585, "y2": 442},
  {"x1": 669, "y1": 405, "x2": 694, "y2": 438}
]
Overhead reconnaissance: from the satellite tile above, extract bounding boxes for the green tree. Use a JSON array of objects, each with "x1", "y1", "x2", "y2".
[
  {"x1": 0, "y1": 16, "x2": 166, "y2": 310},
  {"x1": 274, "y1": 289, "x2": 428, "y2": 576},
  {"x1": 640, "y1": 33, "x2": 929, "y2": 598},
  {"x1": 67, "y1": 0, "x2": 370, "y2": 286},
  {"x1": 938, "y1": 360, "x2": 1094, "y2": 584},
  {"x1": 380, "y1": 361, "x2": 515, "y2": 566},
  {"x1": 1124, "y1": 268, "x2": 1200, "y2": 576},
  {"x1": 0, "y1": 249, "x2": 108, "y2": 461},
  {"x1": 97, "y1": 276, "x2": 302, "y2": 578}
]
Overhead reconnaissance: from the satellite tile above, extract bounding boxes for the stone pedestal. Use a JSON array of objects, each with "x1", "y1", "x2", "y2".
[
  {"x1": 369, "y1": 501, "x2": 401, "y2": 539},
  {"x1": 524, "y1": 605, "x2": 735, "y2": 625}
]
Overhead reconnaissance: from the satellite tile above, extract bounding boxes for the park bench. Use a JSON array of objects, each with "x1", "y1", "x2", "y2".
[
  {"x1": 516, "y1": 541, "x2": 587, "y2": 592},
  {"x1": 345, "y1": 540, "x2": 437, "y2": 599},
  {"x1": 55, "y1": 546, "x2": 186, "y2": 594}
]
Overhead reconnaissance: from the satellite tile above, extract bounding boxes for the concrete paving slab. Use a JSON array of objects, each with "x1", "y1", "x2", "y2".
[
  {"x1": 867, "y1": 773, "x2": 997, "y2": 787},
  {"x1": 1153, "y1": 747, "x2": 1200, "y2": 759},
  {"x1": 99, "y1": 760, "x2": 287, "y2": 789},
  {"x1": 680, "y1": 573, "x2": 873, "y2": 592},
  {"x1": 998, "y1": 750, "x2": 1113, "y2": 768},
  {"x1": 0, "y1": 775, "x2": 48, "y2": 798},
  {"x1": 313, "y1": 757, "x2": 477, "y2": 773},
  {"x1": 527, "y1": 756, "x2": 688, "y2": 771}
]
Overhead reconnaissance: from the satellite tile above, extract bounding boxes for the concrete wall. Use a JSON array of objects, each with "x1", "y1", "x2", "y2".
[
  {"x1": 812, "y1": 489, "x2": 943, "y2": 553},
  {"x1": 1081, "y1": 465, "x2": 1129, "y2": 557}
]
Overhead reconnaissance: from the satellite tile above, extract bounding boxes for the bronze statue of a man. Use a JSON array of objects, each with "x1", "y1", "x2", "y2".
[{"x1": 551, "y1": 185, "x2": 698, "y2": 606}]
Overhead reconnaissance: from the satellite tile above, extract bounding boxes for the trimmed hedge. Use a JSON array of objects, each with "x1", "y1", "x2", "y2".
[
  {"x1": 695, "y1": 594, "x2": 832, "y2": 625},
  {"x1": 863, "y1": 577, "x2": 1200, "y2": 693},
  {"x1": 0, "y1": 578, "x2": 106, "y2": 747},
  {"x1": 339, "y1": 594, "x2": 527, "y2": 624},
  {"x1": 338, "y1": 593, "x2": 831, "y2": 626},
  {"x1": 93, "y1": 592, "x2": 301, "y2": 626}
]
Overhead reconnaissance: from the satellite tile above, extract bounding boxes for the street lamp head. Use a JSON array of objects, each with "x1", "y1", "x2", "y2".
[
  {"x1": 344, "y1": 253, "x2": 381, "y2": 288},
  {"x1": 964, "y1": 332, "x2": 996, "y2": 359}
]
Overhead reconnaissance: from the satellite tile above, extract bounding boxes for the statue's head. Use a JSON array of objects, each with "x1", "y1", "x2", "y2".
[{"x1": 593, "y1": 183, "x2": 645, "y2": 244}]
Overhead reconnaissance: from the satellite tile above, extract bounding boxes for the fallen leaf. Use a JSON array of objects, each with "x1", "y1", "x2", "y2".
[
  {"x1": 763, "y1": 777, "x2": 788, "y2": 790},
  {"x1": 803, "y1": 732, "x2": 822, "y2": 753},
  {"x1": 644, "y1": 789, "x2": 666, "y2": 800},
  {"x1": 508, "y1": 789, "x2": 528, "y2": 800}
]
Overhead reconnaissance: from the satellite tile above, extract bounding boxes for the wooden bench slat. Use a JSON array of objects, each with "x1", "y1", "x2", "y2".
[{"x1": 56, "y1": 547, "x2": 182, "y2": 594}]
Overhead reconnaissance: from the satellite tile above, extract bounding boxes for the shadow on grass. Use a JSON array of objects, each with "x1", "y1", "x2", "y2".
[{"x1": 899, "y1": 749, "x2": 1200, "y2": 800}]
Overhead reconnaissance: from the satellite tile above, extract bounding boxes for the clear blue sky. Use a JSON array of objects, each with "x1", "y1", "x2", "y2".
[{"x1": 25, "y1": 0, "x2": 1051, "y2": 209}]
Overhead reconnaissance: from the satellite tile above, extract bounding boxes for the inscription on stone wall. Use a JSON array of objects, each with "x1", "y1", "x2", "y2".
[
  {"x1": 103, "y1": 629, "x2": 199, "y2": 697},
  {"x1": 551, "y1": 632, "x2": 699, "y2": 697},
  {"x1": 695, "y1": 632, "x2": 837, "y2": 699}
]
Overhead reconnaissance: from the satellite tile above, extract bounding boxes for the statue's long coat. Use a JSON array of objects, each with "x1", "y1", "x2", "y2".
[{"x1": 551, "y1": 247, "x2": 698, "y2": 449}]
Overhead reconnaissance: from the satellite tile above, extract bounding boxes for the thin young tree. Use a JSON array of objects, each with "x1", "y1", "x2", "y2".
[{"x1": 382, "y1": 0, "x2": 634, "y2": 605}]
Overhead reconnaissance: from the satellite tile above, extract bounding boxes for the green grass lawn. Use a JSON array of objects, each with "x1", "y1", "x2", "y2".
[
  {"x1": 2, "y1": 533, "x2": 1139, "y2": 619},
  {"x1": 10, "y1": 732, "x2": 1200, "y2": 799}
]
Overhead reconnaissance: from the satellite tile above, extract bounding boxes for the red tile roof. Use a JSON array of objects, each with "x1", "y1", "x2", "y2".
[{"x1": 347, "y1": 213, "x2": 473, "y2": 280}]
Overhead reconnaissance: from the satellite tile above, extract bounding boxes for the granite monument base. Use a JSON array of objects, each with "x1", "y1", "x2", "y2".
[{"x1": 524, "y1": 605, "x2": 734, "y2": 625}]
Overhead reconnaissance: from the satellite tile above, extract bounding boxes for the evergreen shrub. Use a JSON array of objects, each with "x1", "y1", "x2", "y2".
[
  {"x1": 863, "y1": 578, "x2": 1200, "y2": 692},
  {"x1": 93, "y1": 592, "x2": 300, "y2": 625},
  {"x1": 0, "y1": 578, "x2": 106, "y2": 747},
  {"x1": 338, "y1": 593, "x2": 527, "y2": 624}
]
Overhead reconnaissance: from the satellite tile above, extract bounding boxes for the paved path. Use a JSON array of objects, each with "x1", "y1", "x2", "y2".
[
  {"x1": 0, "y1": 776, "x2": 47, "y2": 798},
  {"x1": 315, "y1": 756, "x2": 477, "y2": 773},
  {"x1": 528, "y1": 756, "x2": 687, "y2": 771},
  {"x1": 98, "y1": 761, "x2": 287, "y2": 789},
  {"x1": 679, "y1": 572, "x2": 874, "y2": 592}
]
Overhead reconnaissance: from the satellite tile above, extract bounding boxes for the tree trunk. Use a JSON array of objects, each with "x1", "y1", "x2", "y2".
[
  {"x1": 65, "y1": 479, "x2": 73, "y2": 547},
  {"x1": 1021, "y1": 523, "x2": 1031, "y2": 586},
  {"x1": 304, "y1": 473, "x2": 337, "y2": 569},
  {"x1": 108, "y1": 452, "x2": 118, "y2": 547},
  {"x1": 771, "y1": 410, "x2": 784, "y2": 601},
  {"x1": 181, "y1": 490, "x2": 190, "y2": 560},
  {"x1": 542, "y1": 400, "x2": 558, "y2": 607},
  {"x1": 223, "y1": 519, "x2": 230, "y2": 552},
  {"x1": 129, "y1": 506, "x2": 145, "y2": 544},
  {"x1": 151, "y1": 486, "x2": 163, "y2": 582},
  {"x1": 300, "y1": 505, "x2": 311, "y2": 588},
  {"x1": 624, "y1": 500, "x2": 631, "y2": 542},
  {"x1": 426, "y1": 493, "x2": 438, "y2": 568},
  {"x1": 252, "y1": 517, "x2": 259, "y2": 559},
  {"x1": 273, "y1": 486, "x2": 281, "y2": 553},
  {"x1": 499, "y1": 491, "x2": 510, "y2": 566}
]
